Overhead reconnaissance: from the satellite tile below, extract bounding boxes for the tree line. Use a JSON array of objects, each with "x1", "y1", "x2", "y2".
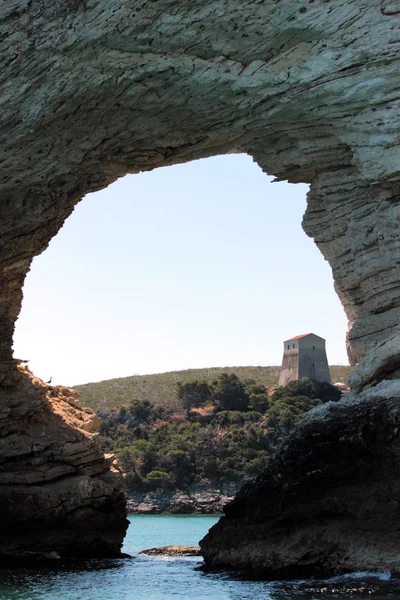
[{"x1": 98, "y1": 374, "x2": 342, "y2": 493}]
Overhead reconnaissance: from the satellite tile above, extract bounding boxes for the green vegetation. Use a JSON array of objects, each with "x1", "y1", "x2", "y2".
[
  {"x1": 75, "y1": 365, "x2": 350, "y2": 413},
  {"x1": 177, "y1": 380, "x2": 212, "y2": 418},
  {"x1": 98, "y1": 375, "x2": 342, "y2": 493}
]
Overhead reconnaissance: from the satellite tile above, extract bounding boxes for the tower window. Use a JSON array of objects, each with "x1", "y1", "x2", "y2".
[
  {"x1": 313, "y1": 346, "x2": 315, "y2": 350},
  {"x1": 293, "y1": 344, "x2": 295, "y2": 348},
  {"x1": 287, "y1": 345, "x2": 290, "y2": 350}
]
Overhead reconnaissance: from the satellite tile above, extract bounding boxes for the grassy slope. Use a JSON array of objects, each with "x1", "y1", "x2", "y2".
[{"x1": 75, "y1": 365, "x2": 351, "y2": 413}]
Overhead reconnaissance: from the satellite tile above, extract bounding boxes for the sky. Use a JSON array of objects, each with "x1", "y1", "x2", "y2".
[{"x1": 13, "y1": 154, "x2": 349, "y2": 386}]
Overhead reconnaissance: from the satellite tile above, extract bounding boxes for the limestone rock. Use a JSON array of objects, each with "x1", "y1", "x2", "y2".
[
  {"x1": 0, "y1": 366, "x2": 128, "y2": 559},
  {"x1": 139, "y1": 546, "x2": 200, "y2": 557},
  {"x1": 127, "y1": 490, "x2": 233, "y2": 514},
  {"x1": 1, "y1": 0, "x2": 400, "y2": 563},
  {"x1": 200, "y1": 381, "x2": 400, "y2": 577},
  {"x1": 0, "y1": 0, "x2": 399, "y2": 389}
]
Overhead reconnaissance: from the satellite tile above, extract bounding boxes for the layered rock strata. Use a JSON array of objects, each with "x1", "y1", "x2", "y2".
[
  {"x1": 0, "y1": 366, "x2": 128, "y2": 559},
  {"x1": 1, "y1": 1, "x2": 400, "y2": 388},
  {"x1": 1, "y1": 0, "x2": 400, "y2": 564},
  {"x1": 200, "y1": 381, "x2": 400, "y2": 577}
]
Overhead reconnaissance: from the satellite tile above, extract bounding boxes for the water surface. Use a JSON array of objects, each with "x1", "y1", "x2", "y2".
[{"x1": 1, "y1": 515, "x2": 399, "y2": 600}]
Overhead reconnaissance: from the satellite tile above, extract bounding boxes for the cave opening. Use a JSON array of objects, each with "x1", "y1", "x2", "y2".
[
  {"x1": 12, "y1": 154, "x2": 347, "y2": 388},
  {"x1": 2, "y1": 0, "x2": 400, "y2": 578}
]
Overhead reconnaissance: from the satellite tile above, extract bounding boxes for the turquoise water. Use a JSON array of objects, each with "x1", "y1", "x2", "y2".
[{"x1": 1, "y1": 515, "x2": 400, "y2": 600}]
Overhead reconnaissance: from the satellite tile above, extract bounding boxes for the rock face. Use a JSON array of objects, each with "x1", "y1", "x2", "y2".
[
  {"x1": 200, "y1": 381, "x2": 400, "y2": 577},
  {"x1": 1, "y1": 1, "x2": 400, "y2": 389},
  {"x1": 1, "y1": 0, "x2": 400, "y2": 565},
  {"x1": 127, "y1": 490, "x2": 233, "y2": 514},
  {"x1": 0, "y1": 366, "x2": 128, "y2": 559}
]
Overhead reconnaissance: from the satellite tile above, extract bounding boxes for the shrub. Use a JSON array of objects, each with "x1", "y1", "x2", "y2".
[
  {"x1": 177, "y1": 380, "x2": 212, "y2": 417},
  {"x1": 246, "y1": 382, "x2": 270, "y2": 413},
  {"x1": 212, "y1": 373, "x2": 250, "y2": 412},
  {"x1": 267, "y1": 395, "x2": 321, "y2": 439},
  {"x1": 98, "y1": 375, "x2": 337, "y2": 495},
  {"x1": 128, "y1": 399, "x2": 154, "y2": 424},
  {"x1": 211, "y1": 410, "x2": 246, "y2": 427},
  {"x1": 145, "y1": 470, "x2": 176, "y2": 490},
  {"x1": 271, "y1": 378, "x2": 341, "y2": 404}
]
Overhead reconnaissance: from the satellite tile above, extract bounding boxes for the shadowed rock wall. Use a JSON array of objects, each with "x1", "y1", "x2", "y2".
[
  {"x1": 200, "y1": 381, "x2": 400, "y2": 577},
  {"x1": 0, "y1": 366, "x2": 128, "y2": 559},
  {"x1": 1, "y1": 0, "x2": 400, "y2": 560}
]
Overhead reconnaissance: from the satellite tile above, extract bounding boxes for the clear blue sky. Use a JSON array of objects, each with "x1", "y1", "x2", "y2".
[{"x1": 13, "y1": 154, "x2": 348, "y2": 385}]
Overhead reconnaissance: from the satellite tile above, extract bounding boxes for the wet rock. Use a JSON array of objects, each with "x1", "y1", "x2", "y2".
[{"x1": 139, "y1": 546, "x2": 200, "y2": 556}]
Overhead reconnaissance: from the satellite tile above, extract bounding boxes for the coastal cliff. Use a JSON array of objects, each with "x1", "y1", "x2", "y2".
[
  {"x1": 0, "y1": 366, "x2": 128, "y2": 559},
  {"x1": 200, "y1": 381, "x2": 400, "y2": 577},
  {"x1": 1, "y1": 0, "x2": 400, "y2": 565}
]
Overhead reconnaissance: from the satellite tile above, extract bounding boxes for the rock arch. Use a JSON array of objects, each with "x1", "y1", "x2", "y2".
[{"x1": 1, "y1": 0, "x2": 400, "y2": 561}]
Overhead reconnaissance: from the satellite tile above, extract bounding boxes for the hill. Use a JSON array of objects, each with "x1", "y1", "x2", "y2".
[
  {"x1": 97, "y1": 375, "x2": 344, "y2": 495},
  {"x1": 74, "y1": 365, "x2": 351, "y2": 413}
]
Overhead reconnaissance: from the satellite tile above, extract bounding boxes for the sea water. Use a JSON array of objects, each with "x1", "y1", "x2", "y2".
[{"x1": 1, "y1": 514, "x2": 400, "y2": 600}]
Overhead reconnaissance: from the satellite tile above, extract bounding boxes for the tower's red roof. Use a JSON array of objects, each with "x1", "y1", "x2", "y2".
[{"x1": 286, "y1": 333, "x2": 312, "y2": 341}]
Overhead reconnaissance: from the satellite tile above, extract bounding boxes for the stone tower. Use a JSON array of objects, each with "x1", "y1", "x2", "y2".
[{"x1": 278, "y1": 333, "x2": 331, "y2": 387}]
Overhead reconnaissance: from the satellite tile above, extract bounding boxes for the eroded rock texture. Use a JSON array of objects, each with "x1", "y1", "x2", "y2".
[
  {"x1": 200, "y1": 381, "x2": 400, "y2": 577},
  {"x1": 0, "y1": 366, "x2": 128, "y2": 559},
  {"x1": 1, "y1": 0, "x2": 400, "y2": 564},
  {"x1": 1, "y1": 0, "x2": 400, "y2": 387}
]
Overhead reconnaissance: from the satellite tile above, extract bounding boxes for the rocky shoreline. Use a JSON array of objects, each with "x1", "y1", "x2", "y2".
[
  {"x1": 139, "y1": 545, "x2": 200, "y2": 556},
  {"x1": 127, "y1": 489, "x2": 235, "y2": 514}
]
